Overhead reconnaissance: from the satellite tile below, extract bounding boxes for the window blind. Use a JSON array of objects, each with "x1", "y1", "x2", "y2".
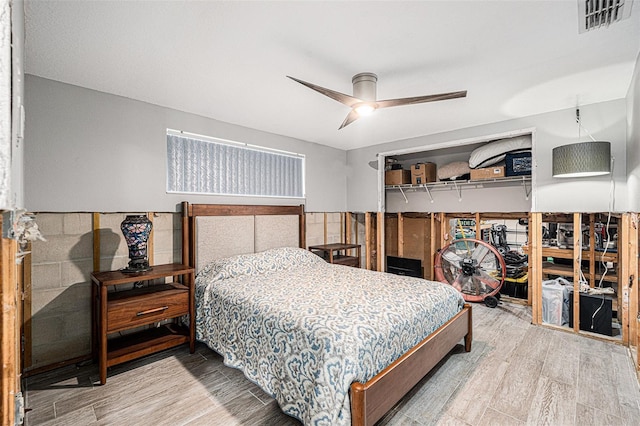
[{"x1": 167, "y1": 131, "x2": 305, "y2": 198}]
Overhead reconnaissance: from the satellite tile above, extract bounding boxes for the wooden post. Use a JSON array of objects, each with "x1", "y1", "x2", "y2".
[
  {"x1": 572, "y1": 213, "x2": 581, "y2": 333},
  {"x1": 323, "y1": 212, "x2": 328, "y2": 244},
  {"x1": 181, "y1": 202, "x2": 190, "y2": 266},
  {"x1": 354, "y1": 214, "x2": 359, "y2": 245},
  {"x1": 147, "y1": 212, "x2": 154, "y2": 266},
  {"x1": 530, "y1": 212, "x2": 542, "y2": 324},
  {"x1": 344, "y1": 212, "x2": 352, "y2": 258},
  {"x1": 429, "y1": 213, "x2": 442, "y2": 281},
  {"x1": 91, "y1": 212, "x2": 101, "y2": 363},
  {"x1": 526, "y1": 212, "x2": 533, "y2": 307},
  {"x1": 22, "y1": 243, "x2": 31, "y2": 369},
  {"x1": 92, "y1": 212, "x2": 101, "y2": 272},
  {"x1": 397, "y1": 213, "x2": 404, "y2": 258},
  {"x1": 299, "y1": 207, "x2": 306, "y2": 249},
  {"x1": 626, "y1": 214, "x2": 639, "y2": 349},
  {"x1": 629, "y1": 214, "x2": 640, "y2": 368},
  {"x1": 377, "y1": 212, "x2": 383, "y2": 272},
  {"x1": 365, "y1": 213, "x2": 372, "y2": 270},
  {"x1": 1, "y1": 214, "x2": 18, "y2": 426},
  {"x1": 619, "y1": 213, "x2": 631, "y2": 345},
  {"x1": 439, "y1": 212, "x2": 448, "y2": 248},
  {"x1": 345, "y1": 213, "x2": 352, "y2": 244}
]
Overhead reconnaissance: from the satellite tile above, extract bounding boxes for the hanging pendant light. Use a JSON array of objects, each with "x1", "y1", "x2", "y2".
[{"x1": 552, "y1": 141, "x2": 611, "y2": 178}]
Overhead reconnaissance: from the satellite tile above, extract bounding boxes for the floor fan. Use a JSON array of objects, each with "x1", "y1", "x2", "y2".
[{"x1": 434, "y1": 238, "x2": 506, "y2": 308}]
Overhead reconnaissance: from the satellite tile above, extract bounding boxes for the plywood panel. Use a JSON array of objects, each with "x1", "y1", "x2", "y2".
[
  {"x1": 403, "y1": 217, "x2": 427, "y2": 261},
  {"x1": 403, "y1": 216, "x2": 432, "y2": 280},
  {"x1": 385, "y1": 215, "x2": 398, "y2": 258}
]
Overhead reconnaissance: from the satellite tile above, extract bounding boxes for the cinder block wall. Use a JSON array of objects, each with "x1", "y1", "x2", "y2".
[
  {"x1": 305, "y1": 212, "x2": 344, "y2": 247},
  {"x1": 29, "y1": 212, "x2": 182, "y2": 370},
  {"x1": 325, "y1": 212, "x2": 342, "y2": 244},
  {"x1": 28, "y1": 210, "x2": 344, "y2": 370},
  {"x1": 31, "y1": 213, "x2": 94, "y2": 368},
  {"x1": 354, "y1": 214, "x2": 367, "y2": 266},
  {"x1": 305, "y1": 212, "x2": 325, "y2": 247},
  {"x1": 152, "y1": 213, "x2": 182, "y2": 265}
]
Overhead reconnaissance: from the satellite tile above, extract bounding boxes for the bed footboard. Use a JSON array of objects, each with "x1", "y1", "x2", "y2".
[{"x1": 350, "y1": 303, "x2": 472, "y2": 426}]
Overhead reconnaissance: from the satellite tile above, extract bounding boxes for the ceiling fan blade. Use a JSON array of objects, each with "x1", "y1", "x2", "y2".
[
  {"x1": 376, "y1": 90, "x2": 467, "y2": 109},
  {"x1": 287, "y1": 76, "x2": 360, "y2": 107},
  {"x1": 338, "y1": 110, "x2": 360, "y2": 129}
]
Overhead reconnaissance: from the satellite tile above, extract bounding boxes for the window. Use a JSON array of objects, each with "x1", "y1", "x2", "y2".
[{"x1": 167, "y1": 130, "x2": 305, "y2": 198}]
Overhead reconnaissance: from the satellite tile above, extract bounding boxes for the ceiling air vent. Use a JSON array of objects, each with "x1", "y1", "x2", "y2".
[{"x1": 579, "y1": 0, "x2": 633, "y2": 33}]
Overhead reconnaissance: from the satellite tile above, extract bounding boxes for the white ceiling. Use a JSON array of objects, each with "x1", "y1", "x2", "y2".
[{"x1": 24, "y1": 0, "x2": 640, "y2": 151}]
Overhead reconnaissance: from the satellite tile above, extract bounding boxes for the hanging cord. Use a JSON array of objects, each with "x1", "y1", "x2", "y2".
[
  {"x1": 593, "y1": 155, "x2": 616, "y2": 290},
  {"x1": 576, "y1": 109, "x2": 616, "y2": 330},
  {"x1": 576, "y1": 108, "x2": 597, "y2": 143},
  {"x1": 589, "y1": 156, "x2": 616, "y2": 330}
]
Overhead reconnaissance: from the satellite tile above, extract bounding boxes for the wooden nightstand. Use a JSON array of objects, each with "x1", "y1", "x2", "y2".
[
  {"x1": 91, "y1": 263, "x2": 195, "y2": 385},
  {"x1": 308, "y1": 243, "x2": 361, "y2": 268}
]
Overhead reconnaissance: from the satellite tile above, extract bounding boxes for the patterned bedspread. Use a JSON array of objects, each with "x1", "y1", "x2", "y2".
[{"x1": 195, "y1": 247, "x2": 465, "y2": 425}]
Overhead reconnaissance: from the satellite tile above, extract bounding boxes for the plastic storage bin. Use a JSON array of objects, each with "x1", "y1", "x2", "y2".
[
  {"x1": 542, "y1": 279, "x2": 570, "y2": 326},
  {"x1": 505, "y1": 151, "x2": 532, "y2": 176}
]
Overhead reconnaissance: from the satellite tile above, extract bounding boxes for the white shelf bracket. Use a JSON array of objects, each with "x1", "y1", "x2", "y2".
[
  {"x1": 398, "y1": 186, "x2": 409, "y2": 203},
  {"x1": 522, "y1": 178, "x2": 531, "y2": 200},
  {"x1": 423, "y1": 184, "x2": 434, "y2": 203},
  {"x1": 453, "y1": 181, "x2": 462, "y2": 201}
]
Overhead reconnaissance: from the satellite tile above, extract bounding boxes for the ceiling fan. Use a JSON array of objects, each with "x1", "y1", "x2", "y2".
[{"x1": 287, "y1": 72, "x2": 467, "y2": 129}]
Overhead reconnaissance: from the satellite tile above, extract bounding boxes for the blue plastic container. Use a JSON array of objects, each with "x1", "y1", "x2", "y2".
[{"x1": 505, "y1": 151, "x2": 532, "y2": 176}]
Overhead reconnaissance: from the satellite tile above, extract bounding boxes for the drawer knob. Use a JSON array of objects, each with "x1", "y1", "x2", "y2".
[{"x1": 136, "y1": 306, "x2": 169, "y2": 316}]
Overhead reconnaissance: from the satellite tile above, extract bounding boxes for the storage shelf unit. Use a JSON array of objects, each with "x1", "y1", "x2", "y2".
[
  {"x1": 385, "y1": 176, "x2": 532, "y2": 203},
  {"x1": 541, "y1": 262, "x2": 618, "y2": 283},
  {"x1": 531, "y1": 213, "x2": 624, "y2": 340},
  {"x1": 386, "y1": 175, "x2": 531, "y2": 190}
]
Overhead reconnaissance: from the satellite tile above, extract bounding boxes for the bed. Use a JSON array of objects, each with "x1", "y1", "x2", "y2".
[{"x1": 181, "y1": 202, "x2": 472, "y2": 426}]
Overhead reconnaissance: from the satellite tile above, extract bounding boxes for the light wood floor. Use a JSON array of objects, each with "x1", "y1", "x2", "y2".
[{"x1": 24, "y1": 302, "x2": 640, "y2": 425}]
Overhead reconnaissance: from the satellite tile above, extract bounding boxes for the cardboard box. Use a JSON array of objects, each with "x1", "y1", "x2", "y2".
[
  {"x1": 410, "y1": 163, "x2": 437, "y2": 185},
  {"x1": 470, "y1": 165, "x2": 505, "y2": 181},
  {"x1": 385, "y1": 169, "x2": 411, "y2": 185}
]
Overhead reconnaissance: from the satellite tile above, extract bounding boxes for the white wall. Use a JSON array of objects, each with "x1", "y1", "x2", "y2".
[
  {"x1": 347, "y1": 100, "x2": 627, "y2": 213},
  {"x1": 627, "y1": 51, "x2": 640, "y2": 211},
  {"x1": 24, "y1": 75, "x2": 347, "y2": 212},
  {"x1": 11, "y1": 0, "x2": 25, "y2": 209},
  {"x1": 0, "y1": 0, "x2": 11, "y2": 209}
]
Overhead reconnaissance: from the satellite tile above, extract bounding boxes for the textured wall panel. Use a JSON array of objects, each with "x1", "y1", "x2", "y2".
[
  {"x1": 254, "y1": 215, "x2": 299, "y2": 252},
  {"x1": 195, "y1": 216, "x2": 254, "y2": 272}
]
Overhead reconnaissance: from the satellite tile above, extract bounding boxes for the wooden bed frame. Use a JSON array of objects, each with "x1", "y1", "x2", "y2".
[{"x1": 181, "y1": 202, "x2": 472, "y2": 426}]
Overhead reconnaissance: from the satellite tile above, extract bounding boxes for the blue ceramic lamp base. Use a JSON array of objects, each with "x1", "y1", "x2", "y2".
[{"x1": 120, "y1": 214, "x2": 153, "y2": 274}]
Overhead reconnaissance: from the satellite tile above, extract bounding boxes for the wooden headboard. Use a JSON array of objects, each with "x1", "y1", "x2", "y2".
[{"x1": 181, "y1": 202, "x2": 306, "y2": 273}]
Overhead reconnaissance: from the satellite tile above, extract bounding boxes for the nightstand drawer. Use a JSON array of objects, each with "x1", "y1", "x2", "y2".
[{"x1": 107, "y1": 289, "x2": 188, "y2": 333}]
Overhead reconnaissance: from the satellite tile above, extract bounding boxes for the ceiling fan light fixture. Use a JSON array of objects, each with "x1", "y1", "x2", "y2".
[
  {"x1": 354, "y1": 102, "x2": 377, "y2": 116},
  {"x1": 288, "y1": 72, "x2": 467, "y2": 129}
]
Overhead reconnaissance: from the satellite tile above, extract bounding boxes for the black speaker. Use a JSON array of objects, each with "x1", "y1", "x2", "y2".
[{"x1": 568, "y1": 292, "x2": 613, "y2": 336}]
